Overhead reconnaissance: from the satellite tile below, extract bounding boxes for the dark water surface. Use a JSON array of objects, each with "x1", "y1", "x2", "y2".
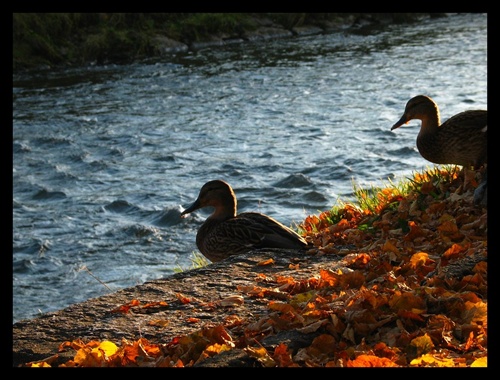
[{"x1": 12, "y1": 13, "x2": 487, "y2": 323}]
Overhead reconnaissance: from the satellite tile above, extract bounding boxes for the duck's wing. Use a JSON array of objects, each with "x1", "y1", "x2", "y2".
[
  {"x1": 233, "y1": 212, "x2": 309, "y2": 249},
  {"x1": 444, "y1": 110, "x2": 487, "y2": 131},
  {"x1": 205, "y1": 212, "x2": 308, "y2": 251},
  {"x1": 197, "y1": 212, "x2": 309, "y2": 261}
]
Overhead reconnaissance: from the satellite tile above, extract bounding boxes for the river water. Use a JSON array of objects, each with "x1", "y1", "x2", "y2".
[{"x1": 12, "y1": 13, "x2": 487, "y2": 323}]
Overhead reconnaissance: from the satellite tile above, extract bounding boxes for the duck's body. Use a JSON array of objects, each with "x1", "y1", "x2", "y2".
[
  {"x1": 391, "y1": 95, "x2": 487, "y2": 170},
  {"x1": 181, "y1": 180, "x2": 309, "y2": 262}
]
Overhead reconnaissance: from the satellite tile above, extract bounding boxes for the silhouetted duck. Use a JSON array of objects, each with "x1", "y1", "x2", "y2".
[
  {"x1": 181, "y1": 180, "x2": 309, "y2": 262},
  {"x1": 391, "y1": 95, "x2": 487, "y2": 204}
]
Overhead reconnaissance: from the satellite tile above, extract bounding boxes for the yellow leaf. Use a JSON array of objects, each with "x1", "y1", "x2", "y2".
[
  {"x1": 410, "y1": 353, "x2": 455, "y2": 367},
  {"x1": 203, "y1": 343, "x2": 232, "y2": 355},
  {"x1": 244, "y1": 346, "x2": 276, "y2": 367},
  {"x1": 73, "y1": 348, "x2": 90, "y2": 365},
  {"x1": 470, "y1": 357, "x2": 487, "y2": 367},
  {"x1": 290, "y1": 290, "x2": 317, "y2": 306},
  {"x1": 97, "y1": 341, "x2": 119, "y2": 357},
  {"x1": 29, "y1": 362, "x2": 51, "y2": 367},
  {"x1": 410, "y1": 334, "x2": 434, "y2": 356},
  {"x1": 410, "y1": 252, "x2": 429, "y2": 268}
]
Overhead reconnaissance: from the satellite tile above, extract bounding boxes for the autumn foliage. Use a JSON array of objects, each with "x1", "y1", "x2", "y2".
[{"x1": 23, "y1": 167, "x2": 487, "y2": 367}]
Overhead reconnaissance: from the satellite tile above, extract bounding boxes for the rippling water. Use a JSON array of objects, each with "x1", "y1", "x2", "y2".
[{"x1": 12, "y1": 13, "x2": 487, "y2": 323}]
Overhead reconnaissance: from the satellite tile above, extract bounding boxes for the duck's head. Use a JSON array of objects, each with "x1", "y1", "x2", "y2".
[
  {"x1": 391, "y1": 95, "x2": 439, "y2": 130},
  {"x1": 181, "y1": 179, "x2": 237, "y2": 218}
]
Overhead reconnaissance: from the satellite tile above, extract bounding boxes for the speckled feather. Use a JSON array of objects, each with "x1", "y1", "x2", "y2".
[
  {"x1": 391, "y1": 95, "x2": 487, "y2": 169},
  {"x1": 181, "y1": 180, "x2": 309, "y2": 262}
]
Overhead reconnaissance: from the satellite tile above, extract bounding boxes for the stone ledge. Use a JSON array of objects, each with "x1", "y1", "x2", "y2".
[{"x1": 12, "y1": 248, "x2": 345, "y2": 367}]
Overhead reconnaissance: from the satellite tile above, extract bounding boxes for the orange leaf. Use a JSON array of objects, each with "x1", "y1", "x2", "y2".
[
  {"x1": 389, "y1": 291, "x2": 426, "y2": 311},
  {"x1": 175, "y1": 293, "x2": 191, "y2": 304},
  {"x1": 410, "y1": 252, "x2": 431, "y2": 269},
  {"x1": 442, "y1": 243, "x2": 465, "y2": 259},
  {"x1": 382, "y1": 240, "x2": 399, "y2": 254},
  {"x1": 268, "y1": 301, "x2": 296, "y2": 314},
  {"x1": 340, "y1": 271, "x2": 366, "y2": 289},
  {"x1": 257, "y1": 258, "x2": 275, "y2": 266},
  {"x1": 419, "y1": 181, "x2": 435, "y2": 195},
  {"x1": 244, "y1": 346, "x2": 276, "y2": 367},
  {"x1": 148, "y1": 319, "x2": 169, "y2": 327},
  {"x1": 142, "y1": 301, "x2": 168, "y2": 308},
  {"x1": 111, "y1": 299, "x2": 141, "y2": 314},
  {"x1": 319, "y1": 269, "x2": 340, "y2": 286},
  {"x1": 346, "y1": 253, "x2": 370, "y2": 268},
  {"x1": 272, "y1": 343, "x2": 295, "y2": 367},
  {"x1": 398, "y1": 309, "x2": 425, "y2": 322},
  {"x1": 328, "y1": 218, "x2": 351, "y2": 233},
  {"x1": 438, "y1": 219, "x2": 458, "y2": 234},
  {"x1": 347, "y1": 354, "x2": 399, "y2": 367},
  {"x1": 404, "y1": 221, "x2": 426, "y2": 241}
]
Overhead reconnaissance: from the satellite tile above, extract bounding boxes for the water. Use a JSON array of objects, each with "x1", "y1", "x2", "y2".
[{"x1": 12, "y1": 13, "x2": 487, "y2": 323}]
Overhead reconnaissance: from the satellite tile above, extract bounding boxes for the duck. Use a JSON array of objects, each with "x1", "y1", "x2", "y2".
[
  {"x1": 180, "y1": 179, "x2": 309, "y2": 262},
  {"x1": 391, "y1": 95, "x2": 487, "y2": 204}
]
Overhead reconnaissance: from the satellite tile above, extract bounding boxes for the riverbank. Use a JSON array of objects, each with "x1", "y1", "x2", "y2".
[
  {"x1": 13, "y1": 13, "x2": 445, "y2": 72},
  {"x1": 13, "y1": 168, "x2": 487, "y2": 367},
  {"x1": 12, "y1": 14, "x2": 486, "y2": 367}
]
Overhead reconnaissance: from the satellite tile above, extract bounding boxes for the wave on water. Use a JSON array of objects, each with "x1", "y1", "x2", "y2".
[
  {"x1": 106, "y1": 224, "x2": 164, "y2": 241},
  {"x1": 32, "y1": 188, "x2": 67, "y2": 201},
  {"x1": 104, "y1": 199, "x2": 141, "y2": 214},
  {"x1": 103, "y1": 200, "x2": 188, "y2": 228},
  {"x1": 12, "y1": 13, "x2": 487, "y2": 323},
  {"x1": 151, "y1": 207, "x2": 187, "y2": 227},
  {"x1": 273, "y1": 173, "x2": 313, "y2": 188},
  {"x1": 13, "y1": 142, "x2": 31, "y2": 153},
  {"x1": 13, "y1": 238, "x2": 52, "y2": 256}
]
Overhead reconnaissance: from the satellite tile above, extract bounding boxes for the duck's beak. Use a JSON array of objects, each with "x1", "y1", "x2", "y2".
[
  {"x1": 180, "y1": 199, "x2": 200, "y2": 217},
  {"x1": 391, "y1": 115, "x2": 409, "y2": 131}
]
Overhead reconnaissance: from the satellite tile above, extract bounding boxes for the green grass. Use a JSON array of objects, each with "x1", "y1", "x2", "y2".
[
  {"x1": 176, "y1": 166, "x2": 464, "y2": 271},
  {"x1": 297, "y1": 165, "x2": 462, "y2": 235},
  {"x1": 174, "y1": 251, "x2": 210, "y2": 272},
  {"x1": 13, "y1": 13, "x2": 438, "y2": 70}
]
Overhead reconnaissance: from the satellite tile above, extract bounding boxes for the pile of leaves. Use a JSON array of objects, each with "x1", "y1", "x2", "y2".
[{"x1": 24, "y1": 167, "x2": 487, "y2": 367}]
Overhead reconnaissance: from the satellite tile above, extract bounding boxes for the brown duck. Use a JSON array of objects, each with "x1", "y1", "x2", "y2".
[
  {"x1": 391, "y1": 95, "x2": 487, "y2": 205},
  {"x1": 180, "y1": 179, "x2": 309, "y2": 262},
  {"x1": 391, "y1": 95, "x2": 487, "y2": 169}
]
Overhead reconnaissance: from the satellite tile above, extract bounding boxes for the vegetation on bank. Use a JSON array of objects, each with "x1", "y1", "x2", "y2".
[
  {"x1": 13, "y1": 13, "x2": 438, "y2": 71},
  {"x1": 23, "y1": 166, "x2": 487, "y2": 367}
]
